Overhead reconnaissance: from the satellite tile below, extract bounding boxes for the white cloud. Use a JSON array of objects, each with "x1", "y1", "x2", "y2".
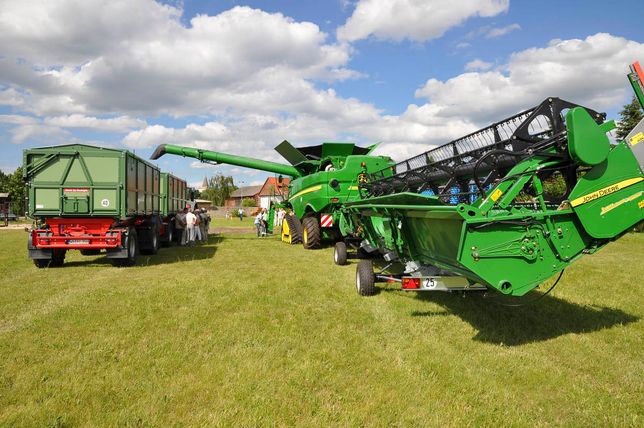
[
  {"x1": 415, "y1": 33, "x2": 644, "y2": 124},
  {"x1": 465, "y1": 59, "x2": 493, "y2": 71},
  {"x1": 337, "y1": 0, "x2": 509, "y2": 42},
  {"x1": 485, "y1": 23, "x2": 520, "y2": 38},
  {"x1": 44, "y1": 115, "x2": 146, "y2": 132}
]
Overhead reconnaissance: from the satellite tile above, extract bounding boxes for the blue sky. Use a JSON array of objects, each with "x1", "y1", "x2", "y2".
[{"x1": 1, "y1": 0, "x2": 643, "y2": 188}]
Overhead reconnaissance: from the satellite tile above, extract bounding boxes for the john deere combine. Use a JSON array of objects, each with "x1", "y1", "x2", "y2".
[
  {"x1": 150, "y1": 141, "x2": 393, "y2": 248},
  {"x1": 337, "y1": 94, "x2": 644, "y2": 297}
]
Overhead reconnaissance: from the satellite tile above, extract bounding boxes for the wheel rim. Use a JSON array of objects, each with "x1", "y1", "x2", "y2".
[
  {"x1": 334, "y1": 248, "x2": 338, "y2": 263},
  {"x1": 152, "y1": 231, "x2": 158, "y2": 249},
  {"x1": 303, "y1": 228, "x2": 308, "y2": 244},
  {"x1": 356, "y1": 270, "x2": 361, "y2": 292}
]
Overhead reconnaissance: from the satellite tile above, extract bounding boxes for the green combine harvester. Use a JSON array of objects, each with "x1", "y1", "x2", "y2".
[
  {"x1": 150, "y1": 141, "x2": 394, "y2": 248},
  {"x1": 336, "y1": 93, "x2": 644, "y2": 297}
]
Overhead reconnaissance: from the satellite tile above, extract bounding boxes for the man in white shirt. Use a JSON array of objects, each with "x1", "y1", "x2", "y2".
[{"x1": 185, "y1": 208, "x2": 197, "y2": 246}]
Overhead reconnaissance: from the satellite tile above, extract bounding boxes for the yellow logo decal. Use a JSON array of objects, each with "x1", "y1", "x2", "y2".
[
  {"x1": 600, "y1": 191, "x2": 643, "y2": 215},
  {"x1": 630, "y1": 132, "x2": 644, "y2": 146},
  {"x1": 490, "y1": 188, "x2": 503, "y2": 202},
  {"x1": 570, "y1": 177, "x2": 644, "y2": 207},
  {"x1": 639, "y1": 199, "x2": 644, "y2": 209}
]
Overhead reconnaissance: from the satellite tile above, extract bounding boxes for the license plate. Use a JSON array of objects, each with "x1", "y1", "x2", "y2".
[{"x1": 67, "y1": 239, "x2": 90, "y2": 244}]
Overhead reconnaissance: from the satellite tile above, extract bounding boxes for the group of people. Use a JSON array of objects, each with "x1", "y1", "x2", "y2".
[
  {"x1": 254, "y1": 208, "x2": 269, "y2": 237},
  {"x1": 174, "y1": 205, "x2": 211, "y2": 246},
  {"x1": 253, "y1": 207, "x2": 287, "y2": 237}
]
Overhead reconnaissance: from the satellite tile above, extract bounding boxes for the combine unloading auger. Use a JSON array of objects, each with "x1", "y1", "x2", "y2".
[
  {"x1": 341, "y1": 96, "x2": 644, "y2": 297},
  {"x1": 151, "y1": 140, "x2": 394, "y2": 248}
]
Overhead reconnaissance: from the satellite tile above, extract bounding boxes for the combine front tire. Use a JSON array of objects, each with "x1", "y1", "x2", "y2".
[
  {"x1": 334, "y1": 242, "x2": 347, "y2": 265},
  {"x1": 356, "y1": 260, "x2": 376, "y2": 296},
  {"x1": 283, "y1": 215, "x2": 303, "y2": 244},
  {"x1": 302, "y1": 217, "x2": 321, "y2": 249}
]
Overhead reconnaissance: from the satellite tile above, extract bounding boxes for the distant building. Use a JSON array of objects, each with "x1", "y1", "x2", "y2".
[
  {"x1": 198, "y1": 176, "x2": 208, "y2": 193},
  {"x1": 225, "y1": 177, "x2": 290, "y2": 208}
]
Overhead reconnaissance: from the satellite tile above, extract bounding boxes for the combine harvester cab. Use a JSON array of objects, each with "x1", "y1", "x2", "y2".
[
  {"x1": 342, "y1": 96, "x2": 643, "y2": 297},
  {"x1": 24, "y1": 144, "x2": 189, "y2": 267},
  {"x1": 150, "y1": 141, "x2": 394, "y2": 249}
]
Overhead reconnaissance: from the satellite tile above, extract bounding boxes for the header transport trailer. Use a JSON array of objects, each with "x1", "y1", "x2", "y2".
[
  {"x1": 338, "y1": 96, "x2": 644, "y2": 297},
  {"x1": 24, "y1": 144, "x2": 190, "y2": 267}
]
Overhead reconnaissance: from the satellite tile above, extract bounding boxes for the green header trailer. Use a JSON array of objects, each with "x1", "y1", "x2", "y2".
[
  {"x1": 338, "y1": 96, "x2": 643, "y2": 297},
  {"x1": 150, "y1": 140, "x2": 394, "y2": 248},
  {"x1": 24, "y1": 144, "x2": 189, "y2": 267}
]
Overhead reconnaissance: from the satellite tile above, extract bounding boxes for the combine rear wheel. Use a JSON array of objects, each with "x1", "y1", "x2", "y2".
[
  {"x1": 302, "y1": 217, "x2": 320, "y2": 249},
  {"x1": 334, "y1": 242, "x2": 347, "y2": 265},
  {"x1": 283, "y1": 215, "x2": 302, "y2": 244},
  {"x1": 356, "y1": 260, "x2": 376, "y2": 296}
]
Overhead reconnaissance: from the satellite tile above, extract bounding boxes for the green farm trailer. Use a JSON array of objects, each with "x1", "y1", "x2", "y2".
[
  {"x1": 24, "y1": 144, "x2": 189, "y2": 267},
  {"x1": 337, "y1": 95, "x2": 643, "y2": 297},
  {"x1": 151, "y1": 141, "x2": 394, "y2": 248}
]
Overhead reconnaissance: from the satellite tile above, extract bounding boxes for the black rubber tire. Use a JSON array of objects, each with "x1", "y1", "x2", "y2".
[
  {"x1": 334, "y1": 242, "x2": 348, "y2": 266},
  {"x1": 302, "y1": 217, "x2": 321, "y2": 249},
  {"x1": 141, "y1": 226, "x2": 159, "y2": 255},
  {"x1": 33, "y1": 259, "x2": 51, "y2": 268},
  {"x1": 284, "y1": 215, "x2": 302, "y2": 244},
  {"x1": 161, "y1": 225, "x2": 173, "y2": 247},
  {"x1": 112, "y1": 228, "x2": 138, "y2": 267},
  {"x1": 356, "y1": 260, "x2": 376, "y2": 296},
  {"x1": 80, "y1": 249, "x2": 101, "y2": 256},
  {"x1": 49, "y1": 250, "x2": 66, "y2": 268}
]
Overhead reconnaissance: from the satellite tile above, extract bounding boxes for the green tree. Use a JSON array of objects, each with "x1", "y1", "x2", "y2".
[
  {"x1": 241, "y1": 198, "x2": 257, "y2": 208},
  {"x1": 616, "y1": 95, "x2": 643, "y2": 140},
  {"x1": 0, "y1": 167, "x2": 26, "y2": 216},
  {"x1": 200, "y1": 173, "x2": 237, "y2": 206}
]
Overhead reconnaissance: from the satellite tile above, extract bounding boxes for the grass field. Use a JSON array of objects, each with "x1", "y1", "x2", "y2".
[{"x1": 0, "y1": 228, "x2": 642, "y2": 426}]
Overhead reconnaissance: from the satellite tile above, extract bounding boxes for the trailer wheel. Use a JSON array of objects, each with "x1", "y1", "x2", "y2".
[
  {"x1": 283, "y1": 215, "x2": 302, "y2": 244},
  {"x1": 49, "y1": 250, "x2": 66, "y2": 267},
  {"x1": 112, "y1": 228, "x2": 138, "y2": 267},
  {"x1": 356, "y1": 260, "x2": 376, "y2": 296},
  {"x1": 141, "y1": 225, "x2": 160, "y2": 255},
  {"x1": 33, "y1": 259, "x2": 51, "y2": 269},
  {"x1": 80, "y1": 249, "x2": 101, "y2": 256},
  {"x1": 161, "y1": 224, "x2": 174, "y2": 247},
  {"x1": 334, "y1": 242, "x2": 348, "y2": 265},
  {"x1": 302, "y1": 217, "x2": 321, "y2": 249}
]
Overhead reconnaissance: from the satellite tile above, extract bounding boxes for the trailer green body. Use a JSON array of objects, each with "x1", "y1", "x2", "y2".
[{"x1": 24, "y1": 144, "x2": 188, "y2": 266}]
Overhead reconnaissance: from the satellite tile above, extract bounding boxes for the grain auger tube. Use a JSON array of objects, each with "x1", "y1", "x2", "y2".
[
  {"x1": 151, "y1": 141, "x2": 394, "y2": 249},
  {"x1": 341, "y1": 97, "x2": 643, "y2": 297}
]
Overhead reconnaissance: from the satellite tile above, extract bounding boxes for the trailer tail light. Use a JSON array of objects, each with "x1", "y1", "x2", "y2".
[
  {"x1": 402, "y1": 277, "x2": 421, "y2": 289},
  {"x1": 331, "y1": 198, "x2": 339, "y2": 203}
]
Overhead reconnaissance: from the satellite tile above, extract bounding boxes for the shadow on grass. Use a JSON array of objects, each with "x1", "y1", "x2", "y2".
[
  {"x1": 61, "y1": 235, "x2": 222, "y2": 267},
  {"x1": 391, "y1": 290, "x2": 638, "y2": 346}
]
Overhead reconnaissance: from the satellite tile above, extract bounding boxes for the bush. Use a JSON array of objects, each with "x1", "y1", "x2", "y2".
[{"x1": 241, "y1": 198, "x2": 257, "y2": 207}]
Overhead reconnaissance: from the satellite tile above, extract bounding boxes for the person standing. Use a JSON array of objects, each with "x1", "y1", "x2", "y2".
[
  {"x1": 185, "y1": 208, "x2": 197, "y2": 246},
  {"x1": 175, "y1": 207, "x2": 188, "y2": 246},
  {"x1": 261, "y1": 208, "x2": 269, "y2": 236},
  {"x1": 193, "y1": 208, "x2": 202, "y2": 243},
  {"x1": 254, "y1": 210, "x2": 262, "y2": 237},
  {"x1": 200, "y1": 208, "x2": 209, "y2": 242},
  {"x1": 238, "y1": 207, "x2": 244, "y2": 221},
  {"x1": 277, "y1": 208, "x2": 285, "y2": 227}
]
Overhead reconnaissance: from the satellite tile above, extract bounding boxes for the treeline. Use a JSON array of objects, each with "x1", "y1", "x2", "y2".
[
  {"x1": 0, "y1": 167, "x2": 25, "y2": 215},
  {"x1": 200, "y1": 173, "x2": 238, "y2": 206}
]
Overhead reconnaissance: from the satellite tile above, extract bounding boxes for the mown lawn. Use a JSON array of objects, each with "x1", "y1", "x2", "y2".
[{"x1": 0, "y1": 229, "x2": 642, "y2": 426}]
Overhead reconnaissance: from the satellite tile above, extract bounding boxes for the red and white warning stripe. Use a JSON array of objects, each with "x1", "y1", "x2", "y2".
[{"x1": 320, "y1": 214, "x2": 333, "y2": 228}]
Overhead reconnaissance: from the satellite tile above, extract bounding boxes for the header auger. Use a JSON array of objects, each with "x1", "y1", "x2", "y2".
[{"x1": 338, "y1": 95, "x2": 643, "y2": 297}]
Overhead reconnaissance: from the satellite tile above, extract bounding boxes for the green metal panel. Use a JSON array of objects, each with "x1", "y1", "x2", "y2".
[{"x1": 23, "y1": 144, "x2": 161, "y2": 219}]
